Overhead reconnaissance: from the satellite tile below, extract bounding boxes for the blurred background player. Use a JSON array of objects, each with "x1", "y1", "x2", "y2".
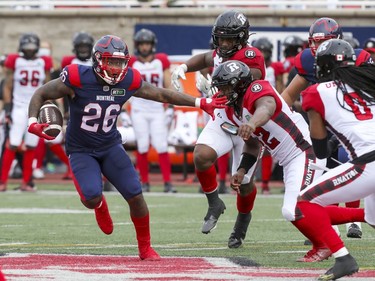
[
  {"x1": 345, "y1": 36, "x2": 360, "y2": 49},
  {"x1": 251, "y1": 37, "x2": 284, "y2": 194},
  {"x1": 0, "y1": 55, "x2": 7, "y2": 159},
  {"x1": 363, "y1": 37, "x2": 375, "y2": 61},
  {"x1": 281, "y1": 35, "x2": 305, "y2": 88},
  {"x1": 61, "y1": 31, "x2": 94, "y2": 69},
  {"x1": 129, "y1": 28, "x2": 176, "y2": 193},
  {"x1": 0, "y1": 32, "x2": 52, "y2": 192},
  {"x1": 32, "y1": 40, "x2": 73, "y2": 180},
  {"x1": 172, "y1": 10, "x2": 266, "y2": 248}
]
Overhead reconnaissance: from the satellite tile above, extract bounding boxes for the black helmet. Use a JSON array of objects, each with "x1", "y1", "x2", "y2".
[
  {"x1": 212, "y1": 10, "x2": 250, "y2": 58},
  {"x1": 363, "y1": 37, "x2": 375, "y2": 53},
  {"x1": 344, "y1": 37, "x2": 360, "y2": 49},
  {"x1": 211, "y1": 60, "x2": 253, "y2": 106},
  {"x1": 252, "y1": 37, "x2": 273, "y2": 61},
  {"x1": 315, "y1": 39, "x2": 356, "y2": 82},
  {"x1": 283, "y1": 35, "x2": 304, "y2": 57},
  {"x1": 308, "y1": 17, "x2": 343, "y2": 55},
  {"x1": 92, "y1": 35, "x2": 131, "y2": 85},
  {"x1": 133, "y1": 28, "x2": 157, "y2": 57},
  {"x1": 72, "y1": 31, "x2": 94, "y2": 61},
  {"x1": 19, "y1": 33, "x2": 40, "y2": 59}
]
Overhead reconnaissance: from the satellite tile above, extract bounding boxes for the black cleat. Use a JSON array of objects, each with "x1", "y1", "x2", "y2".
[
  {"x1": 318, "y1": 254, "x2": 359, "y2": 281},
  {"x1": 228, "y1": 212, "x2": 252, "y2": 248},
  {"x1": 346, "y1": 223, "x2": 362, "y2": 239},
  {"x1": 218, "y1": 180, "x2": 229, "y2": 194},
  {"x1": 142, "y1": 183, "x2": 150, "y2": 192},
  {"x1": 164, "y1": 182, "x2": 177, "y2": 193},
  {"x1": 202, "y1": 199, "x2": 226, "y2": 234},
  {"x1": 304, "y1": 239, "x2": 312, "y2": 245}
]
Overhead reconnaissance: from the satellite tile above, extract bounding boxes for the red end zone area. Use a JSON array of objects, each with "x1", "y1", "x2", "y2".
[{"x1": 1, "y1": 253, "x2": 374, "y2": 280}]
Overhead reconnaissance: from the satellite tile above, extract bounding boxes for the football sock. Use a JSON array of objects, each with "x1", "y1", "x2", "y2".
[
  {"x1": 34, "y1": 138, "x2": 46, "y2": 169},
  {"x1": 158, "y1": 152, "x2": 171, "y2": 182},
  {"x1": 261, "y1": 154, "x2": 272, "y2": 190},
  {"x1": 131, "y1": 213, "x2": 151, "y2": 249},
  {"x1": 136, "y1": 152, "x2": 149, "y2": 183},
  {"x1": 23, "y1": 149, "x2": 36, "y2": 184},
  {"x1": 196, "y1": 165, "x2": 217, "y2": 193},
  {"x1": 237, "y1": 185, "x2": 257, "y2": 213},
  {"x1": 0, "y1": 148, "x2": 16, "y2": 183},
  {"x1": 49, "y1": 144, "x2": 69, "y2": 166},
  {"x1": 345, "y1": 200, "x2": 360, "y2": 208},
  {"x1": 217, "y1": 153, "x2": 229, "y2": 181},
  {"x1": 294, "y1": 201, "x2": 344, "y2": 252},
  {"x1": 324, "y1": 205, "x2": 365, "y2": 224}
]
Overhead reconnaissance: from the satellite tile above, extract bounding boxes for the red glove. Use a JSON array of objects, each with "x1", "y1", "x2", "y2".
[
  {"x1": 28, "y1": 118, "x2": 56, "y2": 141},
  {"x1": 197, "y1": 96, "x2": 227, "y2": 120}
]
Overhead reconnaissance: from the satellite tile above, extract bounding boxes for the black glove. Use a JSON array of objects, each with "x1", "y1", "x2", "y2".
[
  {"x1": 3, "y1": 103, "x2": 12, "y2": 123},
  {"x1": 328, "y1": 135, "x2": 340, "y2": 155}
]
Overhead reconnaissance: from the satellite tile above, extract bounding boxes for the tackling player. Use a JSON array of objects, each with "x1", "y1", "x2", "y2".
[
  {"x1": 298, "y1": 38, "x2": 375, "y2": 281},
  {"x1": 281, "y1": 16, "x2": 373, "y2": 246},
  {"x1": 171, "y1": 10, "x2": 266, "y2": 248}
]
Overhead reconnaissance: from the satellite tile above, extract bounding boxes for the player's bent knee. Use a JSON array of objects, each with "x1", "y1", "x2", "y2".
[{"x1": 282, "y1": 207, "x2": 296, "y2": 221}]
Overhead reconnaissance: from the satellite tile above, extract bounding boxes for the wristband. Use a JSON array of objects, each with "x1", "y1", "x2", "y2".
[
  {"x1": 237, "y1": 153, "x2": 257, "y2": 174},
  {"x1": 195, "y1": 98, "x2": 201, "y2": 108},
  {"x1": 28, "y1": 117, "x2": 38, "y2": 127}
]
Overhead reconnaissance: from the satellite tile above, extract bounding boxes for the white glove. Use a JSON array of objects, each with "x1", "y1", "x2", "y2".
[
  {"x1": 196, "y1": 73, "x2": 218, "y2": 98},
  {"x1": 171, "y1": 64, "x2": 188, "y2": 91}
]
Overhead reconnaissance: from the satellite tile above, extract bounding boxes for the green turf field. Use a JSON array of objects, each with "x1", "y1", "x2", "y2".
[{"x1": 0, "y1": 182, "x2": 374, "y2": 270}]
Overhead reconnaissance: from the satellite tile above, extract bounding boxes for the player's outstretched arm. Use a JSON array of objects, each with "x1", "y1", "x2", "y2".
[
  {"x1": 281, "y1": 74, "x2": 309, "y2": 107},
  {"x1": 134, "y1": 81, "x2": 226, "y2": 119}
]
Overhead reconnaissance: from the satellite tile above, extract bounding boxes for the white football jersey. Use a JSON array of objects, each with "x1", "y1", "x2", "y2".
[
  {"x1": 129, "y1": 53, "x2": 170, "y2": 113},
  {"x1": 6, "y1": 54, "x2": 51, "y2": 107},
  {"x1": 220, "y1": 79, "x2": 311, "y2": 166},
  {"x1": 302, "y1": 81, "x2": 375, "y2": 160}
]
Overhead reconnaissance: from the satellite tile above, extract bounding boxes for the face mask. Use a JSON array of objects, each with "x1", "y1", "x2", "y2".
[{"x1": 38, "y1": 48, "x2": 51, "y2": 57}]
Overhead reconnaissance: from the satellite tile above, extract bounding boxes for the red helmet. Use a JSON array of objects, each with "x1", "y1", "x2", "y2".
[
  {"x1": 92, "y1": 35, "x2": 130, "y2": 85},
  {"x1": 308, "y1": 17, "x2": 343, "y2": 55}
]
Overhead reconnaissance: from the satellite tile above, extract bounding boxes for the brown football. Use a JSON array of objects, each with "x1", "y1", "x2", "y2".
[{"x1": 38, "y1": 102, "x2": 63, "y2": 137}]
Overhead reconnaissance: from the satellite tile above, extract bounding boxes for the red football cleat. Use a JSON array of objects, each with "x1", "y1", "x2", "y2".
[
  {"x1": 94, "y1": 197, "x2": 113, "y2": 235},
  {"x1": 139, "y1": 247, "x2": 161, "y2": 261},
  {"x1": 297, "y1": 247, "x2": 332, "y2": 262}
]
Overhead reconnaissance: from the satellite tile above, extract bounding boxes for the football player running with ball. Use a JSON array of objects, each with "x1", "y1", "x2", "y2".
[
  {"x1": 27, "y1": 35, "x2": 227, "y2": 260},
  {"x1": 171, "y1": 10, "x2": 266, "y2": 248}
]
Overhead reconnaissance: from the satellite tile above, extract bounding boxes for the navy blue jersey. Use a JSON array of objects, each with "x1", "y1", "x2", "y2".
[
  {"x1": 61, "y1": 64, "x2": 142, "y2": 154},
  {"x1": 295, "y1": 48, "x2": 372, "y2": 84}
]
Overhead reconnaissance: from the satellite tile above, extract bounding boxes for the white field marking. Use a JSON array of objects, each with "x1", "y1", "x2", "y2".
[
  {"x1": 205, "y1": 257, "x2": 242, "y2": 267},
  {"x1": 0, "y1": 208, "x2": 92, "y2": 214},
  {"x1": 0, "y1": 242, "x2": 29, "y2": 246}
]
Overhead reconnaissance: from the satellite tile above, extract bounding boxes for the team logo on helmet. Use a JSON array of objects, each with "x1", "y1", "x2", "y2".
[
  {"x1": 251, "y1": 83, "x2": 262, "y2": 92},
  {"x1": 245, "y1": 50, "x2": 256, "y2": 58}
]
